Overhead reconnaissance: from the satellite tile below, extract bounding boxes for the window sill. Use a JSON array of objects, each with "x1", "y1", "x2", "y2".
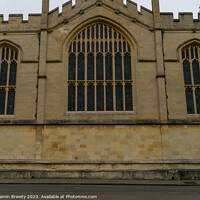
[
  {"x1": 187, "y1": 114, "x2": 200, "y2": 119},
  {"x1": 63, "y1": 111, "x2": 136, "y2": 123},
  {"x1": 0, "y1": 115, "x2": 14, "y2": 119}
]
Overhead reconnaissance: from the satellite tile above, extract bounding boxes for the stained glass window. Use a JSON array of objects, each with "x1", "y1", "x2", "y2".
[
  {"x1": 0, "y1": 45, "x2": 18, "y2": 115},
  {"x1": 67, "y1": 23, "x2": 133, "y2": 111},
  {"x1": 182, "y1": 44, "x2": 200, "y2": 114}
]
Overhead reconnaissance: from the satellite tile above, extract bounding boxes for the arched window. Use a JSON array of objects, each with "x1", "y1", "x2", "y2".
[
  {"x1": 182, "y1": 44, "x2": 200, "y2": 114},
  {"x1": 67, "y1": 23, "x2": 133, "y2": 111},
  {"x1": 0, "y1": 45, "x2": 18, "y2": 115}
]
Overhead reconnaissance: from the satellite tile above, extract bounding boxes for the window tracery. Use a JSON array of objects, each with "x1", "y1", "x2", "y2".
[
  {"x1": 182, "y1": 44, "x2": 200, "y2": 114},
  {"x1": 67, "y1": 23, "x2": 133, "y2": 111},
  {"x1": 0, "y1": 45, "x2": 17, "y2": 115}
]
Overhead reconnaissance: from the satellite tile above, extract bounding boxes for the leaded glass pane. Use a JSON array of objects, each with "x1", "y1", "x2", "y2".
[
  {"x1": 114, "y1": 31, "x2": 117, "y2": 39},
  {"x1": 124, "y1": 53, "x2": 131, "y2": 80},
  {"x1": 0, "y1": 89, "x2": 5, "y2": 114},
  {"x1": 11, "y1": 49, "x2": 14, "y2": 60},
  {"x1": 192, "y1": 60, "x2": 200, "y2": 85},
  {"x1": 109, "y1": 28, "x2": 112, "y2": 39},
  {"x1": 185, "y1": 88, "x2": 194, "y2": 114},
  {"x1": 96, "y1": 25, "x2": 99, "y2": 39},
  {"x1": 82, "y1": 42, "x2": 85, "y2": 52},
  {"x1": 68, "y1": 83, "x2": 75, "y2": 111},
  {"x1": 69, "y1": 45, "x2": 72, "y2": 53},
  {"x1": 15, "y1": 52, "x2": 18, "y2": 60},
  {"x1": 195, "y1": 47, "x2": 198, "y2": 59},
  {"x1": 68, "y1": 53, "x2": 76, "y2": 80},
  {"x1": 96, "y1": 53, "x2": 103, "y2": 80},
  {"x1": 115, "y1": 53, "x2": 122, "y2": 80},
  {"x1": 73, "y1": 42, "x2": 76, "y2": 52},
  {"x1": 87, "y1": 53, "x2": 94, "y2": 80},
  {"x1": 78, "y1": 53, "x2": 85, "y2": 80},
  {"x1": 114, "y1": 41, "x2": 117, "y2": 52},
  {"x1": 106, "y1": 83, "x2": 113, "y2": 111},
  {"x1": 6, "y1": 48, "x2": 9, "y2": 60},
  {"x1": 87, "y1": 42, "x2": 90, "y2": 53},
  {"x1": 109, "y1": 41, "x2": 112, "y2": 52},
  {"x1": 183, "y1": 60, "x2": 191, "y2": 85},
  {"x1": 100, "y1": 25, "x2": 103, "y2": 39},
  {"x1": 77, "y1": 83, "x2": 85, "y2": 111},
  {"x1": 96, "y1": 42, "x2": 99, "y2": 52},
  {"x1": 186, "y1": 49, "x2": 189, "y2": 59},
  {"x1": 2, "y1": 48, "x2": 5, "y2": 60},
  {"x1": 87, "y1": 28, "x2": 90, "y2": 39},
  {"x1": 78, "y1": 42, "x2": 81, "y2": 53},
  {"x1": 91, "y1": 26, "x2": 94, "y2": 39},
  {"x1": 105, "y1": 42, "x2": 108, "y2": 52},
  {"x1": 125, "y1": 83, "x2": 133, "y2": 111},
  {"x1": 0, "y1": 61, "x2": 8, "y2": 86},
  {"x1": 97, "y1": 82, "x2": 104, "y2": 111},
  {"x1": 7, "y1": 89, "x2": 15, "y2": 115},
  {"x1": 105, "y1": 26, "x2": 108, "y2": 39},
  {"x1": 128, "y1": 45, "x2": 131, "y2": 53},
  {"x1": 182, "y1": 51, "x2": 185, "y2": 59},
  {"x1": 100, "y1": 42, "x2": 103, "y2": 52},
  {"x1": 119, "y1": 42, "x2": 122, "y2": 52},
  {"x1": 123, "y1": 41, "x2": 126, "y2": 53},
  {"x1": 195, "y1": 88, "x2": 200, "y2": 114},
  {"x1": 9, "y1": 61, "x2": 17, "y2": 85},
  {"x1": 87, "y1": 83, "x2": 94, "y2": 111},
  {"x1": 105, "y1": 53, "x2": 112, "y2": 80},
  {"x1": 92, "y1": 42, "x2": 94, "y2": 52},
  {"x1": 82, "y1": 30, "x2": 85, "y2": 39},
  {"x1": 191, "y1": 47, "x2": 194, "y2": 59},
  {"x1": 116, "y1": 83, "x2": 123, "y2": 111}
]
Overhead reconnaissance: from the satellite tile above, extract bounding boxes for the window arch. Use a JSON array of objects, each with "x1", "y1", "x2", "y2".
[
  {"x1": 182, "y1": 43, "x2": 200, "y2": 114},
  {"x1": 0, "y1": 44, "x2": 18, "y2": 115},
  {"x1": 67, "y1": 23, "x2": 133, "y2": 111}
]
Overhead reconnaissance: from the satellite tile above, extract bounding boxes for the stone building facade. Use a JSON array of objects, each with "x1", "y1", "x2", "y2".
[{"x1": 0, "y1": 0, "x2": 200, "y2": 180}]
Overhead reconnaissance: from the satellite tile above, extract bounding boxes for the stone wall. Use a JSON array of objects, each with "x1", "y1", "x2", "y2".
[
  {"x1": 0, "y1": 125, "x2": 200, "y2": 179},
  {"x1": 0, "y1": 125, "x2": 200, "y2": 162}
]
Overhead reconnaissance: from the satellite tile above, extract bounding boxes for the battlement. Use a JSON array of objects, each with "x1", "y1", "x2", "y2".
[
  {"x1": 47, "y1": 0, "x2": 154, "y2": 30},
  {"x1": 0, "y1": 14, "x2": 41, "y2": 32},
  {"x1": 161, "y1": 12, "x2": 200, "y2": 30},
  {"x1": 0, "y1": 0, "x2": 199, "y2": 32}
]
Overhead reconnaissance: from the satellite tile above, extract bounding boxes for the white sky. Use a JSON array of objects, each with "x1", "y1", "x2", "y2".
[{"x1": 0, "y1": 0, "x2": 199, "y2": 20}]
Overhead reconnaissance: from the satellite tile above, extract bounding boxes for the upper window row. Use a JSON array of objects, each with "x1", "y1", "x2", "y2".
[{"x1": 1, "y1": 27, "x2": 200, "y2": 117}]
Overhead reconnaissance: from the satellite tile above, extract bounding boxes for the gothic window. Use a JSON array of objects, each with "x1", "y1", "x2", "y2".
[
  {"x1": 0, "y1": 45, "x2": 18, "y2": 115},
  {"x1": 182, "y1": 44, "x2": 200, "y2": 114},
  {"x1": 67, "y1": 23, "x2": 133, "y2": 111}
]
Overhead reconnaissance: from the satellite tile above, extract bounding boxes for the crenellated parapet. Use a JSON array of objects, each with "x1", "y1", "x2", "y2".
[
  {"x1": 0, "y1": 14, "x2": 41, "y2": 32},
  {"x1": 161, "y1": 12, "x2": 200, "y2": 30},
  {"x1": 1, "y1": 0, "x2": 199, "y2": 33},
  {"x1": 47, "y1": 0, "x2": 154, "y2": 31},
  {"x1": 48, "y1": 0, "x2": 96, "y2": 29}
]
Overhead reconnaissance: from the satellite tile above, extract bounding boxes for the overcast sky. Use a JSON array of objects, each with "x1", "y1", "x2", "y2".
[{"x1": 0, "y1": 0, "x2": 199, "y2": 20}]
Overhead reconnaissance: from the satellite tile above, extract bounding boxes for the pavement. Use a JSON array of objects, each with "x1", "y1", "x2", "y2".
[
  {"x1": 0, "y1": 179, "x2": 200, "y2": 185},
  {"x1": 0, "y1": 184, "x2": 200, "y2": 200}
]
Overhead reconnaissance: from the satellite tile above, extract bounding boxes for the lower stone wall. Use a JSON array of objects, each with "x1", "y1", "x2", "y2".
[{"x1": 0, "y1": 124, "x2": 200, "y2": 179}]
